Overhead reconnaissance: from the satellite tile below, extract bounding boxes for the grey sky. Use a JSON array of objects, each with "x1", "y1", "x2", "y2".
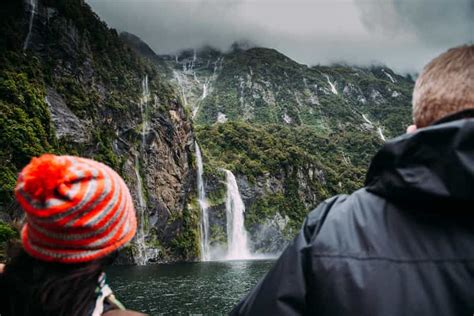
[{"x1": 86, "y1": 0, "x2": 473, "y2": 73}]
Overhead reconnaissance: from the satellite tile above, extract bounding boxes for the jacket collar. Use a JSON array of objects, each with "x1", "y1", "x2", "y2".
[
  {"x1": 365, "y1": 116, "x2": 474, "y2": 204},
  {"x1": 433, "y1": 109, "x2": 474, "y2": 125}
]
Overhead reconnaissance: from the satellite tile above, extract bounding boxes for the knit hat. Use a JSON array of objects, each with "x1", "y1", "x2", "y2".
[{"x1": 15, "y1": 154, "x2": 137, "y2": 263}]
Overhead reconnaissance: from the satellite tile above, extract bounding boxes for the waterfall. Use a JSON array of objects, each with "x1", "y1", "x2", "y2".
[
  {"x1": 140, "y1": 75, "x2": 150, "y2": 147},
  {"x1": 134, "y1": 160, "x2": 148, "y2": 266},
  {"x1": 192, "y1": 82, "x2": 208, "y2": 119},
  {"x1": 325, "y1": 75, "x2": 338, "y2": 95},
  {"x1": 196, "y1": 143, "x2": 211, "y2": 261},
  {"x1": 223, "y1": 169, "x2": 252, "y2": 260},
  {"x1": 362, "y1": 113, "x2": 386, "y2": 142},
  {"x1": 239, "y1": 77, "x2": 245, "y2": 109},
  {"x1": 23, "y1": 0, "x2": 38, "y2": 51},
  {"x1": 362, "y1": 114, "x2": 373, "y2": 126},
  {"x1": 173, "y1": 70, "x2": 188, "y2": 107},
  {"x1": 134, "y1": 75, "x2": 151, "y2": 265},
  {"x1": 201, "y1": 83, "x2": 208, "y2": 100},
  {"x1": 382, "y1": 68, "x2": 396, "y2": 83},
  {"x1": 377, "y1": 127, "x2": 386, "y2": 142},
  {"x1": 194, "y1": 72, "x2": 200, "y2": 83}
]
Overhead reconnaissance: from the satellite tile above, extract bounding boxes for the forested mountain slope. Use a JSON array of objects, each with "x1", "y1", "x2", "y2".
[
  {"x1": 0, "y1": 0, "x2": 200, "y2": 263},
  {"x1": 157, "y1": 45, "x2": 414, "y2": 252}
]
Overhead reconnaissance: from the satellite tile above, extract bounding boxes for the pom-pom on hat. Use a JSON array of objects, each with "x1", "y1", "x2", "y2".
[{"x1": 15, "y1": 154, "x2": 137, "y2": 263}]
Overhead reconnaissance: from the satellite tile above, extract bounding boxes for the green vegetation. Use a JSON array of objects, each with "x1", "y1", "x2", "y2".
[
  {"x1": 173, "y1": 47, "x2": 413, "y2": 237},
  {"x1": 196, "y1": 121, "x2": 381, "y2": 230},
  {"x1": 194, "y1": 48, "x2": 413, "y2": 139},
  {"x1": 0, "y1": 221, "x2": 18, "y2": 243},
  {"x1": 209, "y1": 224, "x2": 226, "y2": 246},
  {"x1": 171, "y1": 200, "x2": 201, "y2": 261},
  {"x1": 0, "y1": 62, "x2": 56, "y2": 208},
  {"x1": 0, "y1": 0, "x2": 199, "y2": 261},
  {"x1": 0, "y1": 221, "x2": 18, "y2": 262},
  {"x1": 0, "y1": 0, "x2": 414, "y2": 260}
]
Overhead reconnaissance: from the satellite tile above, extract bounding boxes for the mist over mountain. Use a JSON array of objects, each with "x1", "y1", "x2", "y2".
[
  {"x1": 86, "y1": 0, "x2": 473, "y2": 73},
  {"x1": 4, "y1": 0, "x2": 466, "y2": 264}
]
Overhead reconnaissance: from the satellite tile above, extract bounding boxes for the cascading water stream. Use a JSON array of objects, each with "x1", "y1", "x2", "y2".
[
  {"x1": 192, "y1": 81, "x2": 208, "y2": 119},
  {"x1": 134, "y1": 75, "x2": 151, "y2": 265},
  {"x1": 223, "y1": 169, "x2": 252, "y2": 260},
  {"x1": 362, "y1": 113, "x2": 386, "y2": 142},
  {"x1": 382, "y1": 68, "x2": 396, "y2": 83},
  {"x1": 201, "y1": 82, "x2": 208, "y2": 100},
  {"x1": 377, "y1": 127, "x2": 386, "y2": 142},
  {"x1": 325, "y1": 75, "x2": 338, "y2": 95},
  {"x1": 134, "y1": 159, "x2": 148, "y2": 266},
  {"x1": 140, "y1": 75, "x2": 150, "y2": 147},
  {"x1": 196, "y1": 143, "x2": 211, "y2": 261},
  {"x1": 173, "y1": 70, "x2": 188, "y2": 107},
  {"x1": 23, "y1": 0, "x2": 38, "y2": 51}
]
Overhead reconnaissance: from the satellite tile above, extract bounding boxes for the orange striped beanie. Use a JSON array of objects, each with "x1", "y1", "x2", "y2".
[{"x1": 15, "y1": 154, "x2": 137, "y2": 263}]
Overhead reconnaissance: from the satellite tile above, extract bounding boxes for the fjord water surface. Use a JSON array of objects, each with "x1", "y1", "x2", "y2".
[{"x1": 107, "y1": 259, "x2": 274, "y2": 315}]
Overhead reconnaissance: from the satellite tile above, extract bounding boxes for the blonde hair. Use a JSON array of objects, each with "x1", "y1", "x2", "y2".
[{"x1": 413, "y1": 45, "x2": 474, "y2": 127}]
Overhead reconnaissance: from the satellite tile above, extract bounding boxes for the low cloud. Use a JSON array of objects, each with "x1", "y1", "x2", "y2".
[{"x1": 86, "y1": 0, "x2": 473, "y2": 73}]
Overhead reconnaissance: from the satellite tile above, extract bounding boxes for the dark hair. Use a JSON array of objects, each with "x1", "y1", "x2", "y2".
[{"x1": 0, "y1": 243, "x2": 117, "y2": 316}]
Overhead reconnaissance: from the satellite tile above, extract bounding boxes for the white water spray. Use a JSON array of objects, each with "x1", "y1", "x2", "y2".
[
  {"x1": 173, "y1": 70, "x2": 189, "y2": 107},
  {"x1": 382, "y1": 69, "x2": 396, "y2": 83},
  {"x1": 194, "y1": 72, "x2": 200, "y2": 83},
  {"x1": 325, "y1": 75, "x2": 338, "y2": 95},
  {"x1": 201, "y1": 83, "x2": 208, "y2": 100},
  {"x1": 139, "y1": 75, "x2": 150, "y2": 146},
  {"x1": 223, "y1": 169, "x2": 252, "y2": 260},
  {"x1": 23, "y1": 0, "x2": 38, "y2": 51},
  {"x1": 377, "y1": 127, "x2": 386, "y2": 142},
  {"x1": 196, "y1": 143, "x2": 211, "y2": 261},
  {"x1": 362, "y1": 113, "x2": 386, "y2": 142},
  {"x1": 239, "y1": 77, "x2": 245, "y2": 108},
  {"x1": 362, "y1": 114, "x2": 373, "y2": 126},
  {"x1": 192, "y1": 81, "x2": 208, "y2": 119}
]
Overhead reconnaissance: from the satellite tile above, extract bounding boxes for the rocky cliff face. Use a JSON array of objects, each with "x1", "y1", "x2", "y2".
[
  {"x1": 0, "y1": 0, "x2": 199, "y2": 263},
  {"x1": 166, "y1": 46, "x2": 414, "y2": 139},
  {"x1": 161, "y1": 45, "x2": 414, "y2": 254},
  {"x1": 1, "y1": 0, "x2": 415, "y2": 261}
]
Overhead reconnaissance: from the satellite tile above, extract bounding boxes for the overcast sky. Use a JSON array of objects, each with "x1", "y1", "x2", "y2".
[{"x1": 86, "y1": 0, "x2": 473, "y2": 73}]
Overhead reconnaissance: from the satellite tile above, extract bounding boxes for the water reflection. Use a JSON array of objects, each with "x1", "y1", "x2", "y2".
[{"x1": 106, "y1": 259, "x2": 275, "y2": 315}]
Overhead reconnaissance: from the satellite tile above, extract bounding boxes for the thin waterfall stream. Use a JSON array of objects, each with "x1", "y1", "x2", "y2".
[
  {"x1": 196, "y1": 143, "x2": 211, "y2": 261},
  {"x1": 134, "y1": 75, "x2": 151, "y2": 265},
  {"x1": 23, "y1": 0, "x2": 38, "y2": 51}
]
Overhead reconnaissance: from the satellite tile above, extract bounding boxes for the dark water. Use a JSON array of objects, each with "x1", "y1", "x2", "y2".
[{"x1": 106, "y1": 260, "x2": 275, "y2": 315}]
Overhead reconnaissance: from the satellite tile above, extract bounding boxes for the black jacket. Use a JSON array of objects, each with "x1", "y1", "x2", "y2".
[{"x1": 231, "y1": 118, "x2": 474, "y2": 316}]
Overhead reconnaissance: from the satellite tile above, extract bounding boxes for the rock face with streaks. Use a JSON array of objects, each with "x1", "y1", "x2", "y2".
[
  {"x1": 166, "y1": 47, "x2": 414, "y2": 140},
  {"x1": 0, "y1": 0, "x2": 415, "y2": 260},
  {"x1": 0, "y1": 0, "x2": 199, "y2": 264},
  {"x1": 161, "y1": 45, "x2": 414, "y2": 254}
]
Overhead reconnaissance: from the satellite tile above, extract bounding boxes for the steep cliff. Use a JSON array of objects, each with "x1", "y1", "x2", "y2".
[
  {"x1": 0, "y1": 0, "x2": 200, "y2": 263},
  {"x1": 162, "y1": 46, "x2": 414, "y2": 254},
  {"x1": 166, "y1": 46, "x2": 414, "y2": 138},
  {"x1": 1, "y1": 0, "x2": 416, "y2": 261}
]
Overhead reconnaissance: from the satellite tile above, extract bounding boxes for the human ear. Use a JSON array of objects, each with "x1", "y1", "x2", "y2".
[{"x1": 406, "y1": 124, "x2": 417, "y2": 133}]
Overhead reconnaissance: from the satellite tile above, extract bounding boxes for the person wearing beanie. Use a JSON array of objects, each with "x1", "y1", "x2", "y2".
[
  {"x1": 230, "y1": 45, "x2": 474, "y2": 315},
  {"x1": 0, "y1": 154, "x2": 146, "y2": 316}
]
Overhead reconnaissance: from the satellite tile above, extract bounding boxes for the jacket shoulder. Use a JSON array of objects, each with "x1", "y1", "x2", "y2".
[
  {"x1": 303, "y1": 190, "x2": 376, "y2": 240},
  {"x1": 303, "y1": 189, "x2": 388, "y2": 254}
]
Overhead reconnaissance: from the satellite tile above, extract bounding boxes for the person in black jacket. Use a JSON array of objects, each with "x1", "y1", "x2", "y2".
[{"x1": 231, "y1": 45, "x2": 474, "y2": 316}]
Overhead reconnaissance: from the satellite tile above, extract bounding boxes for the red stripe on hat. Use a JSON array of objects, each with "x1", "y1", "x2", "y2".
[{"x1": 69, "y1": 164, "x2": 118, "y2": 228}]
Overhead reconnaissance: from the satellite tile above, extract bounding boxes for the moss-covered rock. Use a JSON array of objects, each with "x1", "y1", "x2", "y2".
[{"x1": 0, "y1": 0, "x2": 197, "y2": 263}]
